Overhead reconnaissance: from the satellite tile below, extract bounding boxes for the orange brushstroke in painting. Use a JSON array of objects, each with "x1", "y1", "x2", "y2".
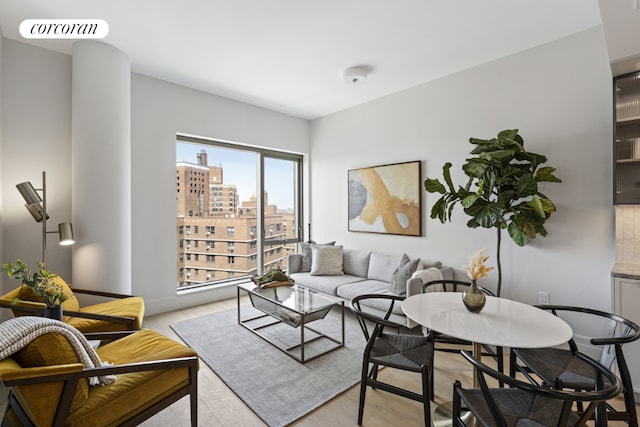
[{"x1": 357, "y1": 168, "x2": 419, "y2": 235}]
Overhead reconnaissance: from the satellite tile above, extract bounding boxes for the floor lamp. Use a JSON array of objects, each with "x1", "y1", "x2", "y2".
[{"x1": 16, "y1": 171, "x2": 75, "y2": 267}]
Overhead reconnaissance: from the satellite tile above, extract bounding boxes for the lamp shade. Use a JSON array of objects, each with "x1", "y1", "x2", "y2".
[
  {"x1": 58, "y1": 222, "x2": 75, "y2": 245},
  {"x1": 16, "y1": 182, "x2": 42, "y2": 205},
  {"x1": 25, "y1": 203, "x2": 46, "y2": 222}
]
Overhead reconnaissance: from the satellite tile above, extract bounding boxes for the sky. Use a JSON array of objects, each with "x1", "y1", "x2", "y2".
[{"x1": 176, "y1": 141, "x2": 295, "y2": 210}]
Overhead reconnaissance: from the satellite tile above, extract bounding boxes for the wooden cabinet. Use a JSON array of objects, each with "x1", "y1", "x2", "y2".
[
  {"x1": 614, "y1": 71, "x2": 640, "y2": 204},
  {"x1": 612, "y1": 275, "x2": 640, "y2": 396}
]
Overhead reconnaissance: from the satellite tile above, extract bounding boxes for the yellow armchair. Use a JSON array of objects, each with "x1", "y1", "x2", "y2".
[
  {"x1": 0, "y1": 276, "x2": 144, "y2": 333},
  {"x1": 0, "y1": 328, "x2": 198, "y2": 427}
]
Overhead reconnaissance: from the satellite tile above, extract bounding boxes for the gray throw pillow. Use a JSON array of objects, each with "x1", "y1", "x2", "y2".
[
  {"x1": 390, "y1": 257, "x2": 421, "y2": 295},
  {"x1": 299, "y1": 241, "x2": 336, "y2": 272},
  {"x1": 310, "y1": 245, "x2": 344, "y2": 276}
]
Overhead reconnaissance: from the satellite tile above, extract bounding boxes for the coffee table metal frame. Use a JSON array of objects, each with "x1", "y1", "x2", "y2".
[{"x1": 237, "y1": 282, "x2": 345, "y2": 363}]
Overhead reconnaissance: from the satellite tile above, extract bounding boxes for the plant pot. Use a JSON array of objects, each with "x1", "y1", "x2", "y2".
[
  {"x1": 44, "y1": 305, "x2": 63, "y2": 321},
  {"x1": 462, "y1": 281, "x2": 486, "y2": 313}
]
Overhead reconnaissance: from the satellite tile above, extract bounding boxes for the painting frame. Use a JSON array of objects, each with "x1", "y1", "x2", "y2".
[{"x1": 348, "y1": 160, "x2": 422, "y2": 236}]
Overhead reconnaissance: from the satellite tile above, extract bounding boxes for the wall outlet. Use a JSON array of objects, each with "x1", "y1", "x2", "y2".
[{"x1": 538, "y1": 291, "x2": 550, "y2": 305}]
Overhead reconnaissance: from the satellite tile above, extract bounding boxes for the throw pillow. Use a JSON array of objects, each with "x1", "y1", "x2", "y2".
[
  {"x1": 299, "y1": 241, "x2": 335, "y2": 272},
  {"x1": 390, "y1": 257, "x2": 421, "y2": 295},
  {"x1": 367, "y1": 252, "x2": 408, "y2": 283},
  {"x1": 310, "y1": 245, "x2": 344, "y2": 276}
]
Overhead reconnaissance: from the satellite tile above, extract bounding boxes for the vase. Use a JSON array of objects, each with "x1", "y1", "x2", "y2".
[
  {"x1": 462, "y1": 280, "x2": 486, "y2": 313},
  {"x1": 44, "y1": 305, "x2": 63, "y2": 321}
]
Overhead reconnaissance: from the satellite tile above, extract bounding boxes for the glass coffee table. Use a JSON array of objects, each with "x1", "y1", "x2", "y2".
[{"x1": 237, "y1": 282, "x2": 345, "y2": 363}]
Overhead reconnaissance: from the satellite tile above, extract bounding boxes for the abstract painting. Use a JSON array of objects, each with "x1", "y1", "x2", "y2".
[{"x1": 348, "y1": 161, "x2": 422, "y2": 236}]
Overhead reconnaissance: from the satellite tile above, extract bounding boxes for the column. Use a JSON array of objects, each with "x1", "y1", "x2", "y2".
[{"x1": 71, "y1": 41, "x2": 131, "y2": 294}]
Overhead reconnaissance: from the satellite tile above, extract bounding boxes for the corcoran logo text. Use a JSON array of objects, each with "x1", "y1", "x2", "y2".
[{"x1": 19, "y1": 19, "x2": 109, "y2": 39}]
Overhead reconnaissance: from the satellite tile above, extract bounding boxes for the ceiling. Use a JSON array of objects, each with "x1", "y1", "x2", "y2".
[{"x1": 0, "y1": 1, "x2": 634, "y2": 120}]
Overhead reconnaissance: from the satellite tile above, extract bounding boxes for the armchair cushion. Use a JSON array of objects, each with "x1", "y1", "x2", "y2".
[
  {"x1": 14, "y1": 333, "x2": 89, "y2": 412},
  {"x1": 66, "y1": 296, "x2": 145, "y2": 332},
  {"x1": 2, "y1": 276, "x2": 80, "y2": 312},
  {"x1": 1, "y1": 277, "x2": 145, "y2": 333},
  {"x1": 66, "y1": 329, "x2": 198, "y2": 427}
]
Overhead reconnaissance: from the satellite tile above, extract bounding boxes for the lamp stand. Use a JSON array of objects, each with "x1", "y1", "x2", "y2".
[{"x1": 42, "y1": 171, "x2": 47, "y2": 267}]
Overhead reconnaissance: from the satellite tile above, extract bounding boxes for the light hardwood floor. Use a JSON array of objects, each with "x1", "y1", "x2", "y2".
[{"x1": 139, "y1": 297, "x2": 638, "y2": 427}]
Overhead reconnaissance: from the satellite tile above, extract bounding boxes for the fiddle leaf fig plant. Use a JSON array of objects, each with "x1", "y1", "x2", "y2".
[{"x1": 424, "y1": 129, "x2": 561, "y2": 297}]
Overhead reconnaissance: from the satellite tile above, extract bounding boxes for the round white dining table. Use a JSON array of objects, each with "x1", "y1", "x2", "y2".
[
  {"x1": 401, "y1": 292, "x2": 573, "y2": 351},
  {"x1": 402, "y1": 292, "x2": 573, "y2": 427}
]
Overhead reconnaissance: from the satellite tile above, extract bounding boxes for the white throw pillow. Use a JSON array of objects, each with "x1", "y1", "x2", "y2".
[
  {"x1": 310, "y1": 245, "x2": 344, "y2": 276},
  {"x1": 411, "y1": 267, "x2": 444, "y2": 288},
  {"x1": 299, "y1": 241, "x2": 335, "y2": 272}
]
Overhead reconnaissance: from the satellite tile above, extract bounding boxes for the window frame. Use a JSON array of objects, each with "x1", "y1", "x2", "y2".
[{"x1": 176, "y1": 134, "x2": 304, "y2": 291}]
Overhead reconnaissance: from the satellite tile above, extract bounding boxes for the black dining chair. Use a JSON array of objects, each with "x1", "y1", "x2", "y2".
[
  {"x1": 422, "y1": 279, "x2": 504, "y2": 392},
  {"x1": 510, "y1": 305, "x2": 640, "y2": 427},
  {"x1": 350, "y1": 294, "x2": 434, "y2": 426},
  {"x1": 454, "y1": 350, "x2": 622, "y2": 427}
]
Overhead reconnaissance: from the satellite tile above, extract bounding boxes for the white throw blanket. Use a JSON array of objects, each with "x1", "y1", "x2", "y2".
[{"x1": 0, "y1": 316, "x2": 115, "y2": 386}]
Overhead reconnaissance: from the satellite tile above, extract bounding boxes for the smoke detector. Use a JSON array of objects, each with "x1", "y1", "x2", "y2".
[{"x1": 343, "y1": 66, "x2": 368, "y2": 85}]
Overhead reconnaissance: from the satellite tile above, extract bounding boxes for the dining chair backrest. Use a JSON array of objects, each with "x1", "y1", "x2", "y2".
[
  {"x1": 349, "y1": 294, "x2": 405, "y2": 341},
  {"x1": 538, "y1": 305, "x2": 640, "y2": 369},
  {"x1": 422, "y1": 279, "x2": 495, "y2": 296},
  {"x1": 511, "y1": 305, "x2": 640, "y2": 427},
  {"x1": 455, "y1": 350, "x2": 622, "y2": 427}
]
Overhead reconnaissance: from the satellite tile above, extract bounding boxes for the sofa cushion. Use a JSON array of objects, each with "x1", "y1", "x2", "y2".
[
  {"x1": 310, "y1": 245, "x2": 344, "y2": 276},
  {"x1": 367, "y1": 252, "x2": 407, "y2": 283},
  {"x1": 336, "y1": 280, "x2": 404, "y2": 315},
  {"x1": 390, "y1": 257, "x2": 421, "y2": 295},
  {"x1": 289, "y1": 272, "x2": 364, "y2": 296},
  {"x1": 342, "y1": 249, "x2": 371, "y2": 277},
  {"x1": 299, "y1": 241, "x2": 335, "y2": 272}
]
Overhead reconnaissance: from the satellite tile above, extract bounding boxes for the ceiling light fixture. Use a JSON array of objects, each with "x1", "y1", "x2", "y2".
[{"x1": 343, "y1": 66, "x2": 368, "y2": 85}]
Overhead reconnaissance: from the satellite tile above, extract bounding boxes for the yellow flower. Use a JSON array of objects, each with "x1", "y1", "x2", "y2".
[{"x1": 467, "y1": 249, "x2": 494, "y2": 281}]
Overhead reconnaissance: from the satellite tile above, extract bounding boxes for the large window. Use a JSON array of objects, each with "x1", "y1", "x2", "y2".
[{"x1": 176, "y1": 135, "x2": 302, "y2": 290}]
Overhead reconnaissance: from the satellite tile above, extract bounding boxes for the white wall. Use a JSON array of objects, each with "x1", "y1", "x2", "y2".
[
  {"x1": 1, "y1": 39, "x2": 72, "y2": 288},
  {"x1": 310, "y1": 27, "x2": 615, "y2": 309},
  {"x1": 131, "y1": 74, "x2": 309, "y2": 314}
]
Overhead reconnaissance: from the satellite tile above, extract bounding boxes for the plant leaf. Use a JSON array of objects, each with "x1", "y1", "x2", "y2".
[
  {"x1": 516, "y1": 174, "x2": 538, "y2": 197},
  {"x1": 461, "y1": 194, "x2": 479, "y2": 208},
  {"x1": 424, "y1": 178, "x2": 445, "y2": 194},
  {"x1": 527, "y1": 195, "x2": 545, "y2": 218},
  {"x1": 475, "y1": 204, "x2": 503, "y2": 228},
  {"x1": 534, "y1": 166, "x2": 562, "y2": 183},
  {"x1": 508, "y1": 222, "x2": 528, "y2": 246},
  {"x1": 442, "y1": 162, "x2": 455, "y2": 193}
]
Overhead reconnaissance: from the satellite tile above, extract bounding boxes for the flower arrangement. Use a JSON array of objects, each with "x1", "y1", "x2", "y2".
[
  {"x1": 0, "y1": 259, "x2": 68, "y2": 308},
  {"x1": 467, "y1": 249, "x2": 494, "y2": 283}
]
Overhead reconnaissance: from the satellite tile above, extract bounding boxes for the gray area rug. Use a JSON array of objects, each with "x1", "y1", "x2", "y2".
[{"x1": 171, "y1": 304, "x2": 366, "y2": 427}]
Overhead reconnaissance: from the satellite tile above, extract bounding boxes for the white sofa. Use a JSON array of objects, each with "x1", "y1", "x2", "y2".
[{"x1": 286, "y1": 246, "x2": 453, "y2": 327}]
